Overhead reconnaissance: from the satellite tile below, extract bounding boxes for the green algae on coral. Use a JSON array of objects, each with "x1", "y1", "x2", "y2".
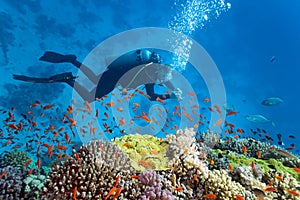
[
  {"x1": 215, "y1": 149, "x2": 300, "y2": 183},
  {"x1": 113, "y1": 134, "x2": 169, "y2": 171}
]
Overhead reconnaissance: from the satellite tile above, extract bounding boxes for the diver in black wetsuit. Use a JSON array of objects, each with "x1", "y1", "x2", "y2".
[{"x1": 13, "y1": 50, "x2": 182, "y2": 102}]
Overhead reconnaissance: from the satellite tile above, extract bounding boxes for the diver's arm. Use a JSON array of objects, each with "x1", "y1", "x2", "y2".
[
  {"x1": 164, "y1": 81, "x2": 182, "y2": 100},
  {"x1": 164, "y1": 81, "x2": 176, "y2": 91},
  {"x1": 145, "y1": 83, "x2": 171, "y2": 101}
]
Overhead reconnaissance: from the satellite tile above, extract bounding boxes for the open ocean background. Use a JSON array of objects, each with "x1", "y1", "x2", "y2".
[{"x1": 0, "y1": 0, "x2": 299, "y2": 155}]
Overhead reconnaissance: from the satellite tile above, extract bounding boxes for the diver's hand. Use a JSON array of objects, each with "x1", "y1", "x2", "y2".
[{"x1": 170, "y1": 88, "x2": 183, "y2": 100}]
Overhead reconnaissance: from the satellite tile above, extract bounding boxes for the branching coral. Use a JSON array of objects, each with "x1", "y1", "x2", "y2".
[
  {"x1": 262, "y1": 170, "x2": 299, "y2": 200},
  {"x1": 40, "y1": 146, "x2": 141, "y2": 199},
  {"x1": 204, "y1": 169, "x2": 256, "y2": 200},
  {"x1": 166, "y1": 128, "x2": 208, "y2": 174},
  {"x1": 0, "y1": 166, "x2": 41, "y2": 199},
  {"x1": 138, "y1": 170, "x2": 174, "y2": 200},
  {"x1": 86, "y1": 139, "x2": 135, "y2": 171}
]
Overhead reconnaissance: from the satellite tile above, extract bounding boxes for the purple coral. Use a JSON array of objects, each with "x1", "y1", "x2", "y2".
[
  {"x1": 0, "y1": 166, "x2": 26, "y2": 199},
  {"x1": 138, "y1": 170, "x2": 174, "y2": 200}
]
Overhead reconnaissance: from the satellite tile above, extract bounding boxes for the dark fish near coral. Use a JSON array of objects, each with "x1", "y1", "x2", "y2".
[
  {"x1": 253, "y1": 188, "x2": 266, "y2": 199},
  {"x1": 245, "y1": 114, "x2": 275, "y2": 126},
  {"x1": 261, "y1": 97, "x2": 283, "y2": 106}
]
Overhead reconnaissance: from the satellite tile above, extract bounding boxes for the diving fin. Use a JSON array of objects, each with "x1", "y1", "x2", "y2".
[
  {"x1": 13, "y1": 72, "x2": 76, "y2": 86},
  {"x1": 39, "y1": 51, "x2": 77, "y2": 64},
  {"x1": 13, "y1": 74, "x2": 50, "y2": 83}
]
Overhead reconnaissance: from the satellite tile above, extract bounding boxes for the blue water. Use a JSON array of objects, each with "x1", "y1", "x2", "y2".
[{"x1": 0, "y1": 0, "x2": 299, "y2": 157}]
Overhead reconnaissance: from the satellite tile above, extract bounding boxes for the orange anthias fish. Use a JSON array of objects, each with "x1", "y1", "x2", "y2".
[
  {"x1": 42, "y1": 104, "x2": 54, "y2": 110},
  {"x1": 226, "y1": 111, "x2": 238, "y2": 116},
  {"x1": 135, "y1": 112, "x2": 151, "y2": 123},
  {"x1": 203, "y1": 193, "x2": 217, "y2": 199},
  {"x1": 264, "y1": 187, "x2": 276, "y2": 192},
  {"x1": 113, "y1": 187, "x2": 123, "y2": 198},
  {"x1": 257, "y1": 151, "x2": 261, "y2": 159},
  {"x1": 24, "y1": 159, "x2": 32, "y2": 167},
  {"x1": 37, "y1": 158, "x2": 41, "y2": 170},
  {"x1": 286, "y1": 189, "x2": 299, "y2": 196},
  {"x1": 213, "y1": 104, "x2": 222, "y2": 115},
  {"x1": 213, "y1": 119, "x2": 222, "y2": 127},
  {"x1": 73, "y1": 186, "x2": 77, "y2": 200},
  {"x1": 236, "y1": 194, "x2": 244, "y2": 200},
  {"x1": 203, "y1": 97, "x2": 210, "y2": 103},
  {"x1": 173, "y1": 186, "x2": 183, "y2": 191},
  {"x1": 242, "y1": 145, "x2": 247, "y2": 155},
  {"x1": 251, "y1": 160, "x2": 255, "y2": 169},
  {"x1": 6, "y1": 123, "x2": 19, "y2": 130},
  {"x1": 0, "y1": 169, "x2": 8, "y2": 179},
  {"x1": 228, "y1": 164, "x2": 233, "y2": 172},
  {"x1": 293, "y1": 168, "x2": 300, "y2": 173}
]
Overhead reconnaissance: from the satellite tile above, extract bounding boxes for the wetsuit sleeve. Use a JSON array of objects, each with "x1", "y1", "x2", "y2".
[{"x1": 145, "y1": 83, "x2": 170, "y2": 101}]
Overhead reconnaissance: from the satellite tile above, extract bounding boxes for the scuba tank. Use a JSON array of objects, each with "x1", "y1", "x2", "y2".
[{"x1": 106, "y1": 49, "x2": 161, "y2": 71}]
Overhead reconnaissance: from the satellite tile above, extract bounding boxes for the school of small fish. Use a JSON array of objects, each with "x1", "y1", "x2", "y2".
[{"x1": 0, "y1": 89, "x2": 298, "y2": 199}]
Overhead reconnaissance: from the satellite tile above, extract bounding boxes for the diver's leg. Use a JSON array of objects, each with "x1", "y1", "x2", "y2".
[
  {"x1": 73, "y1": 82, "x2": 95, "y2": 102},
  {"x1": 39, "y1": 51, "x2": 99, "y2": 84},
  {"x1": 73, "y1": 62, "x2": 100, "y2": 85},
  {"x1": 145, "y1": 83, "x2": 170, "y2": 101}
]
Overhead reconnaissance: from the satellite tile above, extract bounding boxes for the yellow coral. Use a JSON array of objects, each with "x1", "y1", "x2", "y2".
[{"x1": 113, "y1": 134, "x2": 169, "y2": 171}]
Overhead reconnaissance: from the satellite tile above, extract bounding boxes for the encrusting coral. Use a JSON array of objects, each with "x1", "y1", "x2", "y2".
[{"x1": 113, "y1": 134, "x2": 169, "y2": 171}]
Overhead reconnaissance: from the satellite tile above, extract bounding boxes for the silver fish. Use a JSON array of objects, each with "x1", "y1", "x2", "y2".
[
  {"x1": 245, "y1": 114, "x2": 275, "y2": 126},
  {"x1": 261, "y1": 97, "x2": 283, "y2": 106}
]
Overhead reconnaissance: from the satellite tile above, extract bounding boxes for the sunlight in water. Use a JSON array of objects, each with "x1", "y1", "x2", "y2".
[{"x1": 168, "y1": 0, "x2": 231, "y2": 71}]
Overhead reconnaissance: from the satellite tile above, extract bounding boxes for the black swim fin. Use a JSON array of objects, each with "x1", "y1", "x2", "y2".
[
  {"x1": 13, "y1": 74, "x2": 50, "y2": 83},
  {"x1": 39, "y1": 51, "x2": 77, "y2": 64},
  {"x1": 13, "y1": 72, "x2": 76, "y2": 86}
]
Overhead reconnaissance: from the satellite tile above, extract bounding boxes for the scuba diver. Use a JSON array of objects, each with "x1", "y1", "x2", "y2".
[{"x1": 13, "y1": 50, "x2": 182, "y2": 102}]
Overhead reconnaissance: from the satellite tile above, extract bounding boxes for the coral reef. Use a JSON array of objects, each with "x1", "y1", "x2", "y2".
[
  {"x1": 0, "y1": 166, "x2": 25, "y2": 199},
  {"x1": 0, "y1": 151, "x2": 32, "y2": 168},
  {"x1": 166, "y1": 128, "x2": 207, "y2": 172},
  {"x1": 0, "y1": 166, "x2": 41, "y2": 199},
  {"x1": 23, "y1": 174, "x2": 47, "y2": 199},
  {"x1": 40, "y1": 146, "x2": 140, "y2": 199},
  {"x1": 86, "y1": 139, "x2": 135, "y2": 171},
  {"x1": 1, "y1": 128, "x2": 299, "y2": 200},
  {"x1": 262, "y1": 170, "x2": 299, "y2": 200},
  {"x1": 231, "y1": 166, "x2": 267, "y2": 195},
  {"x1": 224, "y1": 150, "x2": 300, "y2": 182},
  {"x1": 138, "y1": 170, "x2": 174, "y2": 200},
  {"x1": 205, "y1": 169, "x2": 256, "y2": 200},
  {"x1": 114, "y1": 134, "x2": 169, "y2": 171},
  {"x1": 207, "y1": 149, "x2": 230, "y2": 170}
]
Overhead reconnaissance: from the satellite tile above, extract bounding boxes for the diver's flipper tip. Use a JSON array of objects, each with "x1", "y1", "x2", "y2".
[{"x1": 39, "y1": 51, "x2": 77, "y2": 64}]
